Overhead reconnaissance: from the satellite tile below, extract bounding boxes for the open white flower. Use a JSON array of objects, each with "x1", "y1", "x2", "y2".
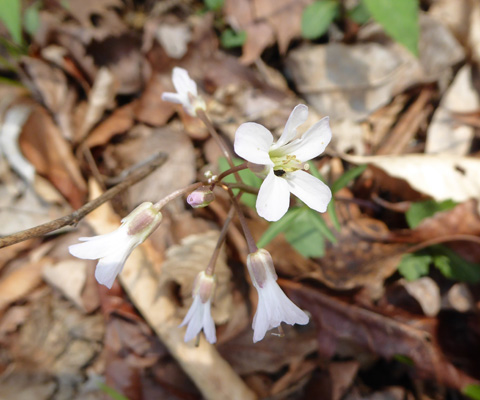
[
  {"x1": 234, "y1": 104, "x2": 332, "y2": 221},
  {"x1": 69, "y1": 202, "x2": 162, "y2": 289},
  {"x1": 180, "y1": 271, "x2": 216, "y2": 344},
  {"x1": 162, "y1": 67, "x2": 206, "y2": 116},
  {"x1": 247, "y1": 249, "x2": 309, "y2": 343}
]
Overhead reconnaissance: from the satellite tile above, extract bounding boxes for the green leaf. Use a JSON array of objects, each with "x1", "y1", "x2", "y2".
[
  {"x1": 98, "y1": 383, "x2": 130, "y2": 400},
  {"x1": 432, "y1": 246, "x2": 480, "y2": 283},
  {"x1": 397, "y1": 253, "x2": 431, "y2": 281},
  {"x1": 327, "y1": 199, "x2": 341, "y2": 231},
  {"x1": 348, "y1": 1, "x2": 371, "y2": 25},
  {"x1": 220, "y1": 29, "x2": 247, "y2": 48},
  {"x1": 218, "y1": 157, "x2": 262, "y2": 209},
  {"x1": 301, "y1": 0, "x2": 340, "y2": 40},
  {"x1": 308, "y1": 208, "x2": 337, "y2": 243},
  {"x1": 0, "y1": 0, "x2": 22, "y2": 44},
  {"x1": 393, "y1": 354, "x2": 414, "y2": 366},
  {"x1": 405, "y1": 199, "x2": 457, "y2": 229},
  {"x1": 363, "y1": 0, "x2": 419, "y2": 56},
  {"x1": 204, "y1": 0, "x2": 224, "y2": 11},
  {"x1": 284, "y1": 209, "x2": 326, "y2": 257},
  {"x1": 464, "y1": 384, "x2": 480, "y2": 400},
  {"x1": 257, "y1": 207, "x2": 303, "y2": 248},
  {"x1": 331, "y1": 164, "x2": 367, "y2": 194},
  {"x1": 24, "y1": 2, "x2": 41, "y2": 36}
]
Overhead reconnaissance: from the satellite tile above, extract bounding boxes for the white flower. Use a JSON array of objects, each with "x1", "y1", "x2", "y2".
[
  {"x1": 234, "y1": 104, "x2": 332, "y2": 221},
  {"x1": 161, "y1": 67, "x2": 206, "y2": 116},
  {"x1": 247, "y1": 249, "x2": 309, "y2": 343},
  {"x1": 69, "y1": 202, "x2": 162, "y2": 289},
  {"x1": 180, "y1": 271, "x2": 217, "y2": 344}
]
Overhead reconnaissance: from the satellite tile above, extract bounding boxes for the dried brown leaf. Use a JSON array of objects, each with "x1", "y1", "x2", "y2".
[
  {"x1": 20, "y1": 106, "x2": 87, "y2": 208},
  {"x1": 283, "y1": 281, "x2": 480, "y2": 390}
]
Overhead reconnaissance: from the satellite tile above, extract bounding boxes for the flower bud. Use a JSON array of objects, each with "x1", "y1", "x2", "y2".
[
  {"x1": 192, "y1": 271, "x2": 216, "y2": 303},
  {"x1": 187, "y1": 186, "x2": 215, "y2": 208},
  {"x1": 125, "y1": 202, "x2": 163, "y2": 241},
  {"x1": 247, "y1": 249, "x2": 278, "y2": 289}
]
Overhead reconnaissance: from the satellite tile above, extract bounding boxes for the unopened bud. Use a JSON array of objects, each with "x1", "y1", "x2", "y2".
[
  {"x1": 247, "y1": 249, "x2": 278, "y2": 289},
  {"x1": 124, "y1": 202, "x2": 163, "y2": 240},
  {"x1": 187, "y1": 186, "x2": 215, "y2": 208},
  {"x1": 192, "y1": 271, "x2": 216, "y2": 303}
]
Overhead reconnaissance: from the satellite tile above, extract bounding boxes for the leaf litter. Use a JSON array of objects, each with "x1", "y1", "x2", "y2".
[{"x1": 1, "y1": 0, "x2": 480, "y2": 399}]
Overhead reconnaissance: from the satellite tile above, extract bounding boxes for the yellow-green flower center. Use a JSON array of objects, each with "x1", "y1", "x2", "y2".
[{"x1": 269, "y1": 153, "x2": 308, "y2": 176}]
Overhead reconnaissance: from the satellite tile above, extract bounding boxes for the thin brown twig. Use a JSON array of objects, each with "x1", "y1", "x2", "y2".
[
  {"x1": 223, "y1": 185, "x2": 257, "y2": 253},
  {"x1": 0, "y1": 152, "x2": 168, "y2": 249},
  {"x1": 205, "y1": 205, "x2": 235, "y2": 276}
]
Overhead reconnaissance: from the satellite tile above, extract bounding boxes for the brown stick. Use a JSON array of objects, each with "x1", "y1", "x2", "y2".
[{"x1": 0, "y1": 152, "x2": 167, "y2": 248}]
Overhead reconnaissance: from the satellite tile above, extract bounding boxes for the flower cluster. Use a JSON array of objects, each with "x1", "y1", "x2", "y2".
[{"x1": 69, "y1": 67, "x2": 332, "y2": 345}]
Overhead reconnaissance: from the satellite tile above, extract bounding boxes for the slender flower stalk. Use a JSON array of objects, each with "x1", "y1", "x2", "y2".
[
  {"x1": 69, "y1": 202, "x2": 163, "y2": 288},
  {"x1": 234, "y1": 104, "x2": 332, "y2": 221}
]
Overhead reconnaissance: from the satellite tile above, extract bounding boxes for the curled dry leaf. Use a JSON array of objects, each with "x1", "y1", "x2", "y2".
[
  {"x1": 20, "y1": 57, "x2": 76, "y2": 140},
  {"x1": 217, "y1": 324, "x2": 317, "y2": 375},
  {"x1": 426, "y1": 65, "x2": 478, "y2": 155},
  {"x1": 20, "y1": 106, "x2": 87, "y2": 208},
  {"x1": 400, "y1": 277, "x2": 441, "y2": 317},
  {"x1": 0, "y1": 105, "x2": 35, "y2": 183},
  {"x1": 287, "y1": 15, "x2": 464, "y2": 121},
  {"x1": 343, "y1": 154, "x2": 480, "y2": 213},
  {"x1": 283, "y1": 280, "x2": 480, "y2": 390}
]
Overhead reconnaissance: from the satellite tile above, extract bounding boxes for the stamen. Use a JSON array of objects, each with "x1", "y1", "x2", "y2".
[{"x1": 271, "y1": 325, "x2": 285, "y2": 337}]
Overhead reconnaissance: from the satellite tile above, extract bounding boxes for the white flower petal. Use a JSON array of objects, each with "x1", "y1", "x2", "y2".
[
  {"x1": 68, "y1": 229, "x2": 127, "y2": 260},
  {"x1": 202, "y1": 301, "x2": 216, "y2": 344},
  {"x1": 94, "y1": 248, "x2": 131, "y2": 289},
  {"x1": 181, "y1": 296, "x2": 216, "y2": 343},
  {"x1": 287, "y1": 170, "x2": 332, "y2": 213},
  {"x1": 252, "y1": 280, "x2": 309, "y2": 342},
  {"x1": 234, "y1": 122, "x2": 274, "y2": 166},
  {"x1": 256, "y1": 170, "x2": 291, "y2": 221},
  {"x1": 274, "y1": 104, "x2": 309, "y2": 148},
  {"x1": 161, "y1": 92, "x2": 185, "y2": 105},
  {"x1": 172, "y1": 67, "x2": 197, "y2": 96},
  {"x1": 182, "y1": 296, "x2": 204, "y2": 342},
  {"x1": 280, "y1": 116, "x2": 332, "y2": 162}
]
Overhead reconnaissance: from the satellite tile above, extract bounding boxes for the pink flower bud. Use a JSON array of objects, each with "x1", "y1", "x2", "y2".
[{"x1": 187, "y1": 186, "x2": 215, "y2": 208}]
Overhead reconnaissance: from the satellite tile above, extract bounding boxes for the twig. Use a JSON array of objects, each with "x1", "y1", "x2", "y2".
[{"x1": 0, "y1": 152, "x2": 168, "y2": 248}]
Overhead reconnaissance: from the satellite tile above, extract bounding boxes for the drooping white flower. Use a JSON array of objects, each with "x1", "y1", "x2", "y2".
[
  {"x1": 161, "y1": 67, "x2": 206, "y2": 116},
  {"x1": 69, "y1": 202, "x2": 162, "y2": 289},
  {"x1": 247, "y1": 249, "x2": 309, "y2": 343},
  {"x1": 180, "y1": 271, "x2": 217, "y2": 344},
  {"x1": 234, "y1": 104, "x2": 332, "y2": 221}
]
